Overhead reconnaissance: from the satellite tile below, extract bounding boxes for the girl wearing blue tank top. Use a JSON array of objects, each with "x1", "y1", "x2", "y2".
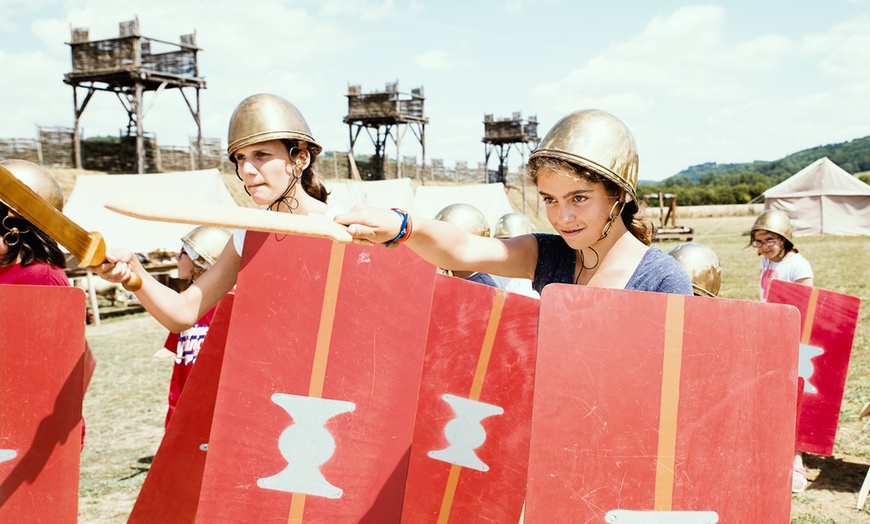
[{"x1": 337, "y1": 110, "x2": 691, "y2": 296}]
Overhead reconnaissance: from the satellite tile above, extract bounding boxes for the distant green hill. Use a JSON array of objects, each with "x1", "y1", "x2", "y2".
[{"x1": 637, "y1": 135, "x2": 870, "y2": 205}]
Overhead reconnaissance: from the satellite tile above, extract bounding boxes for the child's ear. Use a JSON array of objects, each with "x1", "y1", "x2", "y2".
[{"x1": 298, "y1": 149, "x2": 311, "y2": 165}]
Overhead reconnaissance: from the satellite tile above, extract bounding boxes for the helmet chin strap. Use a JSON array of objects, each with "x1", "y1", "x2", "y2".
[
  {"x1": 269, "y1": 155, "x2": 306, "y2": 213},
  {"x1": 598, "y1": 199, "x2": 627, "y2": 241},
  {"x1": 575, "y1": 196, "x2": 627, "y2": 285}
]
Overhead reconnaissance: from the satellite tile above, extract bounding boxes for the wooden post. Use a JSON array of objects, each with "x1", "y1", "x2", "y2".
[
  {"x1": 196, "y1": 89, "x2": 203, "y2": 169},
  {"x1": 347, "y1": 152, "x2": 362, "y2": 181},
  {"x1": 155, "y1": 138, "x2": 162, "y2": 172},
  {"x1": 856, "y1": 467, "x2": 870, "y2": 509},
  {"x1": 85, "y1": 270, "x2": 101, "y2": 326},
  {"x1": 72, "y1": 89, "x2": 82, "y2": 169},
  {"x1": 136, "y1": 83, "x2": 145, "y2": 174},
  {"x1": 421, "y1": 123, "x2": 427, "y2": 185}
]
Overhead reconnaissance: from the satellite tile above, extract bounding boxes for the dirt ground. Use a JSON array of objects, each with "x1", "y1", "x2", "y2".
[
  {"x1": 795, "y1": 453, "x2": 870, "y2": 523},
  {"x1": 79, "y1": 314, "x2": 167, "y2": 523}
]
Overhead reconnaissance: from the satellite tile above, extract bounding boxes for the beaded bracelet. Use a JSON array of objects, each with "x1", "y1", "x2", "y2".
[
  {"x1": 384, "y1": 208, "x2": 411, "y2": 248},
  {"x1": 398, "y1": 212, "x2": 413, "y2": 242}
]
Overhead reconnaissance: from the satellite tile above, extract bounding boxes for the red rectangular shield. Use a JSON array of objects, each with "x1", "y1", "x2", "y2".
[
  {"x1": 401, "y1": 274, "x2": 539, "y2": 523},
  {"x1": 197, "y1": 233, "x2": 437, "y2": 523},
  {"x1": 767, "y1": 279, "x2": 862, "y2": 456},
  {"x1": 128, "y1": 293, "x2": 235, "y2": 523},
  {"x1": 527, "y1": 285, "x2": 799, "y2": 523},
  {"x1": 0, "y1": 285, "x2": 86, "y2": 523}
]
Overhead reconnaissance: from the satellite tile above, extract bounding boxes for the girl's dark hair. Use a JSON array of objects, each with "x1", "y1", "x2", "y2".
[
  {"x1": 281, "y1": 140, "x2": 330, "y2": 203},
  {"x1": 528, "y1": 156, "x2": 654, "y2": 246},
  {"x1": 1, "y1": 214, "x2": 66, "y2": 269}
]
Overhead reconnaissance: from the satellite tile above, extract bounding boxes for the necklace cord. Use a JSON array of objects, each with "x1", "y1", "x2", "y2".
[{"x1": 574, "y1": 246, "x2": 600, "y2": 284}]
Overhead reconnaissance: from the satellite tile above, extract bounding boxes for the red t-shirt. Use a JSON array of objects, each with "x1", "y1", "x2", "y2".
[{"x1": 0, "y1": 262, "x2": 70, "y2": 286}]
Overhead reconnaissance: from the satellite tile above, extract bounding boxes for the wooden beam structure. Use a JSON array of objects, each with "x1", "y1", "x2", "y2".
[
  {"x1": 63, "y1": 18, "x2": 206, "y2": 174},
  {"x1": 343, "y1": 81, "x2": 428, "y2": 181}
]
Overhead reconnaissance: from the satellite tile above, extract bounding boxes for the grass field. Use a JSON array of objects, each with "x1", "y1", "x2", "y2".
[{"x1": 76, "y1": 213, "x2": 869, "y2": 523}]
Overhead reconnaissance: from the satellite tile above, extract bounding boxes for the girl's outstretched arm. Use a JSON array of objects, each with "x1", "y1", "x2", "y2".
[
  {"x1": 95, "y1": 239, "x2": 239, "y2": 332},
  {"x1": 335, "y1": 205, "x2": 538, "y2": 280}
]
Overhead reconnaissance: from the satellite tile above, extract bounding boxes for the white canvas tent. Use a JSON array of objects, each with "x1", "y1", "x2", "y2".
[
  {"x1": 763, "y1": 157, "x2": 870, "y2": 236},
  {"x1": 414, "y1": 183, "x2": 515, "y2": 232},
  {"x1": 322, "y1": 179, "x2": 516, "y2": 233},
  {"x1": 325, "y1": 178, "x2": 418, "y2": 215},
  {"x1": 64, "y1": 169, "x2": 238, "y2": 254}
]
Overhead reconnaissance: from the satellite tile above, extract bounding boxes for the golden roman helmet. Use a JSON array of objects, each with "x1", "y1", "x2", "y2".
[
  {"x1": 0, "y1": 159, "x2": 64, "y2": 212},
  {"x1": 493, "y1": 212, "x2": 533, "y2": 239},
  {"x1": 226, "y1": 93, "x2": 323, "y2": 163},
  {"x1": 435, "y1": 203, "x2": 491, "y2": 238},
  {"x1": 181, "y1": 226, "x2": 232, "y2": 268},
  {"x1": 530, "y1": 109, "x2": 639, "y2": 202},
  {"x1": 750, "y1": 209, "x2": 794, "y2": 245},
  {"x1": 667, "y1": 242, "x2": 722, "y2": 298}
]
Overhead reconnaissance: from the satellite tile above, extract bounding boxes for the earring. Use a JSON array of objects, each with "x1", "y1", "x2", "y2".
[
  {"x1": 3, "y1": 228, "x2": 20, "y2": 247},
  {"x1": 295, "y1": 158, "x2": 304, "y2": 170},
  {"x1": 2, "y1": 216, "x2": 27, "y2": 247}
]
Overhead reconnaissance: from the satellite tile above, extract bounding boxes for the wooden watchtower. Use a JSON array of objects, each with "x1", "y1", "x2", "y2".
[
  {"x1": 344, "y1": 81, "x2": 427, "y2": 181},
  {"x1": 482, "y1": 112, "x2": 540, "y2": 184},
  {"x1": 63, "y1": 18, "x2": 207, "y2": 174}
]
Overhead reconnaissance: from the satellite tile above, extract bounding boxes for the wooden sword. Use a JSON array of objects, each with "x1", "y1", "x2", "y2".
[
  {"x1": 103, "y1": 195, "x2": 354, "y2": 244},
  {"x1": 0, "y1": 165, "x2": 142, "y2": 291}
]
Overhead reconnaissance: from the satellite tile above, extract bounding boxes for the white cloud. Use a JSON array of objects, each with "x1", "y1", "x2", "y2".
[
  {"x1": 414, "y1": 50, "x2": 454, "y2": 72},
  {"x1": 505, "y1": 0, "x2": 558, "y2": 14},
  {"x1": 803, "y1": 15, "x2": 870, "y2": 82},
  {"x1": 408, "y1": 0, "x2": 425, "y2": 13},
  {"x1": 0, "y1": 48, "x2": 74, "y2": 136},
  {"x1": 30, "y1": 18, "x2": 76, "y2": 60},
  {"x1": 531, "y1": 4, "x2": 796, "y2": 115},
  {"x1": 319, "y1": 0, "x2": 398, "y2": 22},
  {"x1": 506, "y1": 0, "x2": 523, "y2": 13}
]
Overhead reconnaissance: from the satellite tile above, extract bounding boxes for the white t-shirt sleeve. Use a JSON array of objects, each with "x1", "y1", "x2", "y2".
[
  {"x1": 232, "y1": 229, "x2": 246, "y2": 257},
  {"x1": 785, "y1": 254, "x2": 813, "y2": 281}
]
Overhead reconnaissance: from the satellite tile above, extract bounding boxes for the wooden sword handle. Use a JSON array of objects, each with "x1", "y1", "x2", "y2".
[
  {"x1": 81, "y1": 231, "x2": 142, "y2": 291},
  {"x1": 123, "y1": 272, "x2": 143, "y2": 292}
]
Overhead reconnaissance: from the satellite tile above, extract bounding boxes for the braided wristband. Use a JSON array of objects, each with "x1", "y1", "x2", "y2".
[{"x1": 384, "y1": 208, "x2": 409, "y2": 248}]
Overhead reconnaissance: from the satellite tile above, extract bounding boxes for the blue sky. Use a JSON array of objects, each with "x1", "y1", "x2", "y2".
[{"x1": 1, "y1": 0, "x2": 868, "y2": 181}]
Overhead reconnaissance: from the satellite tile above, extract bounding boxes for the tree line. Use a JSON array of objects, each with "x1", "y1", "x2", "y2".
[{"x1": 637, "y1": 136, "x2": 870, "y2": 206}]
